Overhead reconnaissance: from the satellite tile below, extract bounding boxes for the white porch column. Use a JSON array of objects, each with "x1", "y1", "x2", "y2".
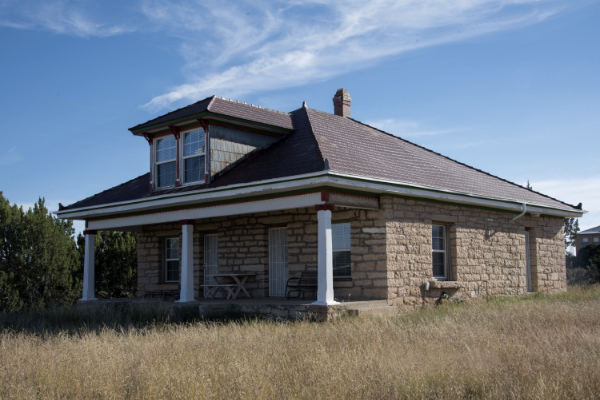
[
  {"x1": 313, "y1": 205, "x2": 339, "y2": 306},
  {"x1": 81, "y1": 230, "x2": 97, "y2": 301},
  {"x1": 177, "y1": 220, "x2": 196, "y2": 302}
]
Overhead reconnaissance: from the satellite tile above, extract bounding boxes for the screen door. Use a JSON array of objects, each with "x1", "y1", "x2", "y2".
[
  {"x1": 204, "y1": 234, "x2": 219, "y2": 297},
  {"x1": 269, "y1": 227, "x2": 288, "y2": 297}
]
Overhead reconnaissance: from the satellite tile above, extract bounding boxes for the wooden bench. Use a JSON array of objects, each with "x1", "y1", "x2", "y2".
[
  {"x1": 286, "y1": 271, "x2": 318, "y2": 299},
  {"x1": 203, "y1": 273, "x2": 256, "y2": 299}
]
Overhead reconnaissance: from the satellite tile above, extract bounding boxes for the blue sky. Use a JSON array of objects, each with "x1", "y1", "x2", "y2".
[{"x1": 0, "y1": 0, "x2": 599, "y2": 238}]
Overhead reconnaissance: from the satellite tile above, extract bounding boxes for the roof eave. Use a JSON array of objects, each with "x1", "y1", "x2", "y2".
[{"x1": 55, "y1": 171, "x2": 585, "y2": 221}]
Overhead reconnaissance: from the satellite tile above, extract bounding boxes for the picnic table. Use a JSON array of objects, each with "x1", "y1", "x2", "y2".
[{"x1": 203, "y1": 273, "x2": 256, "y2": 300}]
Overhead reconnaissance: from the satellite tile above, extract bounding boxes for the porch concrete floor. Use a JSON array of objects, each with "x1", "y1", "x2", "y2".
[{"x1": 83, "y1": 297, "x2": 399, "y2": 319}]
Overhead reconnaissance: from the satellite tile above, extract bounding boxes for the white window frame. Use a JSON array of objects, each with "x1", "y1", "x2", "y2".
[
  {"x1": 154, "y1": 135, "x2": 177, "y2": 189},
  {"x1": 164, "y1": 237, "x2": 180, "y2": 283},
  {"x1": 432, "y1": 224, "x2": 448, "y2": 280},
  {"x1": 332, "y1": 223, "x2": 351, "y2": 278},
  {"x1": 180, "y1": 128, "x2": 206, "y2": 185}
]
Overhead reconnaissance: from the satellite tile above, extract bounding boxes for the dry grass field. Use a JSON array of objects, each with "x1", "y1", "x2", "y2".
[{"x1": 1, "y1": 287, "x2": 600, "y2": 399}]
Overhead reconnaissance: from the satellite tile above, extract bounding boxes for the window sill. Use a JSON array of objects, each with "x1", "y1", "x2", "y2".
[
  {"x1": 334, "y1": 278, "x2": 353, "y2": 288},
  {"x1": 429, "y1": 280, "x2": 465, "y2": 289},
  {"x1": 154, "y1": 186, "x2": 176, "y2": 192}
]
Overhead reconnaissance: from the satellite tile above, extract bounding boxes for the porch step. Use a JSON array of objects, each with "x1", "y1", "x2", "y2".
[
  {"x1": 352, "y1": 306, "x2": 399, "y2": 316},
  {"x1": 343, "y1": 300, "x2": 399, "y2": 317}
]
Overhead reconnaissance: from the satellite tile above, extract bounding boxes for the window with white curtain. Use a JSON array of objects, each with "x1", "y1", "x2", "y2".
[
  {"x1": 432, "y1": 225, "x2": 447, "y2": 279},
  {"x1": 183, "y1": 129, "x2": 205, "y2": 184},
  {"x1": 164, "y1": 238, "x2": 180, "y2": 282},
  {"x1": 156, "y1": 136, "x2": 176, "y2": 188},
  {"x1": 332, "y1": 223, "x2": 351, "y2": 278}
]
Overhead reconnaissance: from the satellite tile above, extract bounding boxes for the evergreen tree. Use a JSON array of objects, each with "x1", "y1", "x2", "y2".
[
  {"x1": 575, "y1": 244, "x2": 600, "y2": 282},
  {"x1": 77, "y1": 231, "x2": 138, "y2": 298},
  {"x1": 0, "y1": 192, "x2": 81, "y2": 311}
]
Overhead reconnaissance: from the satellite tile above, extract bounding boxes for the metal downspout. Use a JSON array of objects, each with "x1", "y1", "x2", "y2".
[{"x1": 512, "y1": 203, "x2": 527, "y2": 221}]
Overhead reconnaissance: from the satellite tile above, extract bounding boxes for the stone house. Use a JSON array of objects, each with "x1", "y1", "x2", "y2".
[{"x1": 56, "y1": 89, "x2": 584, "y2": 310}]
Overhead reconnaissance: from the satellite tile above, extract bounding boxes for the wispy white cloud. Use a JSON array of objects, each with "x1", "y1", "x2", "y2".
[
  {"x1": 139, "y1": 0, "x2": 567, "y2": 110},
  {"x1": 528, "y1": 176, "x2": 600, "y2": 230},
  {"x1": 366, "y1": 118, "x2": 459, "y2": 138},
  {"x1": 0, "y1": 0, "x2": 133, "y2": 37},
  {"x1": 0, "y1": 146, "x2": 21, "y2": 165}
]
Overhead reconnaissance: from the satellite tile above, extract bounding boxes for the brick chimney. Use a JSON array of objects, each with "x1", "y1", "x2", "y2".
[{"x1": 333, "y1": 88, "x2": 351, "y2": 117}]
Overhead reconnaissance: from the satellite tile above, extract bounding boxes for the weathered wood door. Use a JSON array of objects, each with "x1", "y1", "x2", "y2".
[
  {"x1": 204, "y1": 234, "x2": 219, "y2": 297},
  {"x1": 269, "y1": 227, "x2": 288, "y2": 297},
  {"x1": 525, "y1": 231, "x2": 532, "y2": 292}
]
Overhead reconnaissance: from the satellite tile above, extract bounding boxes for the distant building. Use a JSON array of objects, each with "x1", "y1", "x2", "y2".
[{"x1": 576, "y1": 225, "x2": 600, "y2": 252}]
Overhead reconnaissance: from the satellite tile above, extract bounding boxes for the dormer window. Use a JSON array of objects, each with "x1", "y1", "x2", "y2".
[
  {"x1": 156, "y1": 136, "x2": 176, "y2": 188},
  {"x1": 183, "y1": 129, "x2": 205, "y2": 184}
]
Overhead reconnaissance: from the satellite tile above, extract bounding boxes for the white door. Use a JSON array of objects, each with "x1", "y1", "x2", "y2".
[
  {"x1": 525, "y1": 231, "x2": 532, "y2": 292},
  {"x1": 269, "y1": 227, "x2": 288, "y2": 297},
  {"x1": 204, "y1": 234, "x2": 219, "y2": 297}
]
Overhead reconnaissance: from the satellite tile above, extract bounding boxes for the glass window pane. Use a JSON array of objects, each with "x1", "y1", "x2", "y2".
[
  {"x1": 594, "y1": 238, "x2": 599, "y2": 244},
  {"x1": 156, "y1": 136, "x2": 176, "y2": 162},
  {"x1": 432, "y1": 252, "x2": 445, "y2": 277},
  {"x1": 333, "y1": 223, "x2": 351, "y2": 250},
  {"x1": 432, "y1": 225, "x2": 445, "y2": 250},
  {"x1": 583, "y1": 238, "x2": 589, "y2": 244},
  {"x1": 166, "y1": 238, "x2": 179, "y2": 259},
  {"x1": 185, "y1": 156, "x2": 205, "y2": 183},
  {"x1": 166, "y1": 260, "x2": 179, "y2": 282},
  {"x1": 333, "y1": 250, "x2": 351, "y2": 277},
  {"x1": 184, "y1": 129, "x2": 205, "y2": 157},
  {"x1": 157, "y1": 161, "x2": 176, "y2": 187}
]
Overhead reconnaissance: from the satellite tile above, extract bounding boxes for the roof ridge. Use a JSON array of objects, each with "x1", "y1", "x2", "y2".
[
  {"x1": 297, "y1": 107, "x2": 326, "y2": 170},
  {"x1": 214, "y1": 96, "x2": 290, "y2": 116},
  {"x1": 206, "y1": 95, "x2": 217, "y2": 111},
  {"x1": 65, "y1": 173, "x2": 149, "y2": 210},
  {"x1": 335, "y1": 113, "x2": 579, "y2": 211}
]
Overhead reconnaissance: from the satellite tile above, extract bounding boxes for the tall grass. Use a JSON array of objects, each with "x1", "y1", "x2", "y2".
[{"x1": 2, "y1": 287, "x2": 600, "y2": 399}]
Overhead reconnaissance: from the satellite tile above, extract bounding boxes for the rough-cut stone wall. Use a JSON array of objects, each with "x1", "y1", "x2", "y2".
[
  {"x1": 383, "y1": 196, "x2": 566, "y2": 309},
  {"x1": 286, "y1": 207, "x2": 388, "y2": 301},
  {"x1": 137, "y1": 196, "x2": 565, "y2": 305},
  {"x1": 137, "y1": 206, "x2": 388, "y2": 301},
  {"x1": 137, "y1": 224, "x2": 202, "y2": 298}
]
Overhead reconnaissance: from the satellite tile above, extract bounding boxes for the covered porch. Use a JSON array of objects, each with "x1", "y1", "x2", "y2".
[{"x1": 79, "y1": 189, "x2": 385, "y2": 311}]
